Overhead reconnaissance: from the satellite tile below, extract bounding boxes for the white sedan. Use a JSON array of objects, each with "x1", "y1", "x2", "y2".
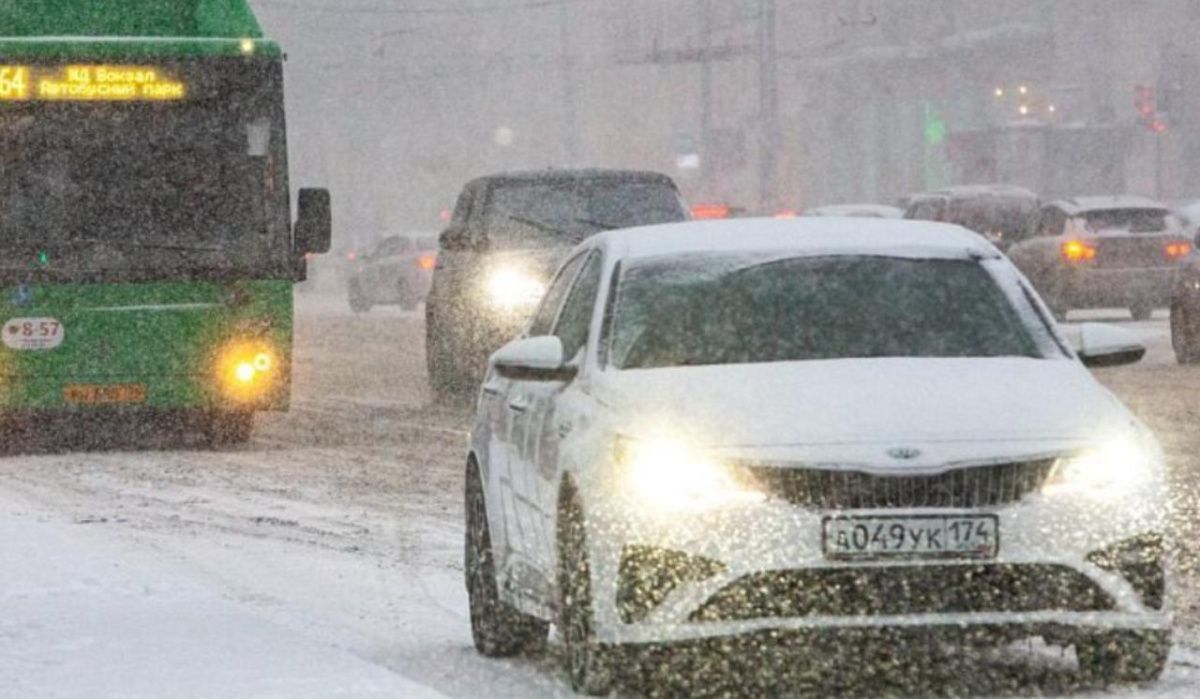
[{"x1": 463, "y1": 218, "x2": 1172, "y2": 695}]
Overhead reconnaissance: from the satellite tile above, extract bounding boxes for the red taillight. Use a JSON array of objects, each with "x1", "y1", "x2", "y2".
[
  {"x1": 774, "y1": 209, "x2": 799, "y2": 219},
  {"x1": 1166, "y1": 242, "x2": 1192, "y2": 259},
  {"x1": 691, "y1": 204, "x2": 732, "y2": 220},
  {"x1": 346, "y1": 251, "x2": 358, "y2": 262},
  {"x1": 1061, "y1": 239, "x2": 1097, "y2": 263},
  {"x1": 417, "y1": 254, "x2": 437, "y2": 271}
]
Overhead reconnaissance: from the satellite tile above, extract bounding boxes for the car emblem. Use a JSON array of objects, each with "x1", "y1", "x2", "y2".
[
  {"x1": 10, "y1": 284, "x2": 32, "y2": 308},
  {"x1": 887, "y1": 447, "x2": 922, "y2": 461}
]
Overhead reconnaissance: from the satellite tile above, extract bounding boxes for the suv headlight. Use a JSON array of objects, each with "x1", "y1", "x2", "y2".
[
  {"x1": 1044, "y1": 437, "x2": 1155, "y2": 497},
  {"x1": 486, "y1": 268, "x2": 546, "y2": 310},
  {"x1": 615, "y1": 436, "x2": 764, "y2": 512}
]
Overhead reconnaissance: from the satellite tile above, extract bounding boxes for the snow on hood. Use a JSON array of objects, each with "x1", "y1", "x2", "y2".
[{"x1": 600, "y1": 357, "x2": 1138, "y2": 470}]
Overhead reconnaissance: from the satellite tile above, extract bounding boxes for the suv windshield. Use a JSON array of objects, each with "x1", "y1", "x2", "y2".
[
  {"x1": 1082, "y1": 208, "x2": 1172, "y2": 233},
  {"x1": 611, "y1": 254, "x2": 1044, "y2": 369},
  {"x1": 484, "y1": 179, "x2": 684, "y2": 249}
]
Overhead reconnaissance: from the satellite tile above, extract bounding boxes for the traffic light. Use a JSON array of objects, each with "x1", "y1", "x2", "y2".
[{"x1": 1135, "y1": 85, "x2": 1167, "y2": 133}]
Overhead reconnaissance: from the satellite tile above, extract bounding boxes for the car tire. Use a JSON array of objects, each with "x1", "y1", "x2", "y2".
[
  {"x1": 465, "y1": 460, "x2": 549, "y2": 657},
  {"x1": 426, "y1": 315, "x2": 468, "y2": 399},
  {"x1": 348, "y1": 281, "x2": 372, "y2": 314},
  {"x1": 206, "y1": 410, "x2": 253, "y2": 447},
  {"x1": 1130, "y1": 302, "x2": 1154, "y2": 322},
  {"x1": 1171, "y1": 304, "x2": 1200, "y2": 364},
  {"x1": 558, "y1": 493, "x2": 617, "y2": 696},
  {"x1": 1075, "y1": 630, "x2": 1170, "y2": 686}
]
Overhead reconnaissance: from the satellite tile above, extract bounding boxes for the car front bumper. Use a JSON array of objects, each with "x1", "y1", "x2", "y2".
[{"x1": 582, "y1": 480, "x2": 1172, "y2": 646}]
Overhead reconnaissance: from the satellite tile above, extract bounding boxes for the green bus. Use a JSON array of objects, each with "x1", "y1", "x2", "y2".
[{"x1": 0, "y1": 1, "x2": 331, "y2": 444}]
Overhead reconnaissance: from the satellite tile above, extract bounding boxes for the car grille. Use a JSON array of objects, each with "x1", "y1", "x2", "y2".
[
  {"x1": 689, "y1": 564, "x2": 1113, "y2": 622},
  {"x1": 747, "y1": 458, "x2": 1056, "y2": 509}
]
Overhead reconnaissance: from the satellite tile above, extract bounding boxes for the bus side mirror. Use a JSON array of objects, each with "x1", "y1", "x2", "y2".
[{"x1": 295, "y1": 188, "x2": 332, "y2": 254}]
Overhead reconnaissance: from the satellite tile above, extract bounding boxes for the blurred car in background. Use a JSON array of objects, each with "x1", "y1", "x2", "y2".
[
  {"x1": 1007, "y1": 196, "x2": 1191, "y2": 320},
  {"x1": 347, "y1": 235, "x2": 438, "y2": 313},
  {"x1": 425, "y1": 169, "x2": 689, "y2": 395},
  {"x1": 803, "y1": 203, "x2": 903, "y2": 219},
  {"x1": 690, "y1": 203, "x2": 750, "y2": 219},
  {"x1": 904, "y1": 184, "x2": 1038, "y2": 249}
]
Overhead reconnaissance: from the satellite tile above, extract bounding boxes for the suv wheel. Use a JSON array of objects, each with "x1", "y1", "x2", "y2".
[
  {"x1": 465, "y1": 461, "x2": 548, "y2": 657},
  {"x1": 1130, "y1": 302, "x2": 1154, "y2": 322},
  {"x1": 1171, "y1": 303, "x2": 1200, "y2": 364},
  {"x1": 1076, "y1": 630, "x2": 1170, "y2": 685},
  {"x1": 558, "y1": 494, "x2": 617, "y2": 696}
]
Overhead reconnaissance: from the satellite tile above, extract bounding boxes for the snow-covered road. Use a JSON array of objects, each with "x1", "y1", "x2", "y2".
[{"x1": 1, "y1": 297, "x2": 1198, "y2": 698}]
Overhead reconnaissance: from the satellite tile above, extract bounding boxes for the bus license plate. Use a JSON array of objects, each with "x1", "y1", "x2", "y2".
[
  {"x1": 823, "y1": 515, "x2": 999, "y2": 561},
  {"x1": 64, "y1": 384, "x2": 148, "y2": 405}
]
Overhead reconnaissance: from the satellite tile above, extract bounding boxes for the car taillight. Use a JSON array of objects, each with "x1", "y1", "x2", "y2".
[
  {"x1": 1166, "y1": 242, "x2": 1192, "y2": 259},
  {"x1": 1061, "y1": 239, "x2": 1097, "y2": 263},
  {"x1": 418, "y1": 254, "x2": 437, "y2": 270},
  {"x1": 691, "y1": 204, "x2": 732, "y2": 220}
]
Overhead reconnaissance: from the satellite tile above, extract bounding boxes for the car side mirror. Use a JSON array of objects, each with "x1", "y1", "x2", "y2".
[
  {"x1": 294, "y1": 188, "x2": 332, "y2": 254},
  {"x1": 1068, "y1": 323, "x2": 1146, "y2": 368},
  {"x1": 490, "y1": 336, "x2": 577, "y2": 381},
  {"x1": 439, "y1": 225, "x2": 477, "y2": 251}
]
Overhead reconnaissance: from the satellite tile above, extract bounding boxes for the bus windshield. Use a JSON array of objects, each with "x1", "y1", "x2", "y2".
[{"x1": 0, "y1": 65, "x2": 287, "y2": 280}]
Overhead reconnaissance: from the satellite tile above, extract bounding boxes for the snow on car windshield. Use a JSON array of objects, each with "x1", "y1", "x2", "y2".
[{"x1": 610, "y1": 254, "x2": 1046, "y2": 369}]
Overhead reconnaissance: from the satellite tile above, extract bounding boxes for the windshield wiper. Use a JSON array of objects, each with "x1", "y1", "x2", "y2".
[
  {"x1": 574, "y1": 217, "x2": 621, "y2": 231},
  {"x1": 503, "y1": 214, "x2": 562, "y2": 234}
]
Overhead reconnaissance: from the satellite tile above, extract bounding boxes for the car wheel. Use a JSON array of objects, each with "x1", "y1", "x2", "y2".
[
  {"x1": 465, "y1": 460, "x2": 549, "y2": 657},
  {"x1": 1076, "y1": 630, "x2": 1170, "y2": 686},
  {"x1": 348, "y1": 281, "x2": 372, "y2": 314},
  {"x1": 558, "y1": 493, "x2": 617, "y2": 696},
  {"x1": 206, "y1": 410, "x2": 253, "y2": 447},
  {"x1": 1171, "y1": 304, "x2": 1200, "y2": 364},
  {"x1": 426, "y1": 316, "x2": 467, "y2": 399},
  {"x1": 1130, "y1": 302, "x2": 1154, "y2": 321}
]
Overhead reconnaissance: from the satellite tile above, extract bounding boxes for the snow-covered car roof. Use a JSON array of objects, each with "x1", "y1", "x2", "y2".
[
  {"x1": 803, "y1": 204, "x2": 904, "y2": 218},
  {"x1": 1053, "y1": 195, "x2": 1167, "y2": 214},
  {"x1": 934, "y1": 184, "x2": 1038, "y2": 200},
  {"x1": 599, "y1": 218, "x2": 1002, "y2": 261}
]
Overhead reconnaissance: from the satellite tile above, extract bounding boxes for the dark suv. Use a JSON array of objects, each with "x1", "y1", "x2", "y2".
[
  {"x1": 903, "y1": 184, "x2": 1039, "y2": 249},
  {"x1": 425, "y1": 169, "x2": 688, "y2": 395}
]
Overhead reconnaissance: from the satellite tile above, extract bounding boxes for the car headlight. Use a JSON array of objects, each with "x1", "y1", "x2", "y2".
[
  {"x1": 486, "y1": 268, "x2": 546, "y2": 310},
  {"x1": 1043, "y1": 437, "x2": 1155, "y2": 497},
  {"x1": 615, "y1": 436, "x2": 765, "y2": 512}
]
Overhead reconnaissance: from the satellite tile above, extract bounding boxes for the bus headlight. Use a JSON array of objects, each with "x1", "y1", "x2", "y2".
[
  {"x1": 486, "y1": 268, "x2": 546, "y2": 310},
  {"x1": 219, "y1": 343, "x2": 278, "y2": 398},
  {"x1": 616, "y1": 436, "x2": 765, "y2": 512}
]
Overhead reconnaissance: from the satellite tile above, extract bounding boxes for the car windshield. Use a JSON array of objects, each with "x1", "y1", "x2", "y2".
[
  {"x1": 611, "y1": 254, "x2": 1045, "y2": 369},
  {"x1": 951, "y1": 197, "x2": 1039, "y2": 237},
  {"x1": 483, "y1": 179, "x2": 684, "y2": 248},
  {"x1": 1082, "y1": 208, "x2": 1172, "y2": 233}
]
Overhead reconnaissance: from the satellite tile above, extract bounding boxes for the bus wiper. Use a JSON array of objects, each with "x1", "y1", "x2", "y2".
[{"x1": 127, "y1": 242, "x2": 224, "y2": 253}]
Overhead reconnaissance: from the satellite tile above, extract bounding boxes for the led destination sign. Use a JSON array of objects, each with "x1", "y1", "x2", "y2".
[{"x1": 0, "y1": 65, "x2": 186, "y2": 102}]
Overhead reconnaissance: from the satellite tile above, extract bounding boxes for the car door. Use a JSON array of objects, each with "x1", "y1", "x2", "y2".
[
  {"x1": 492, "y1": 252, "x2": 588, "y2": 594},
  {"x1": 514, "y1": 251, "x2": 604, "y2": 578}
]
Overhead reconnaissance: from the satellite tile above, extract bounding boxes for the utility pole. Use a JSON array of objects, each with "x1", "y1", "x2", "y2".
[
  {"x1": 757, "y1": 0, "x2": 779, "y2": 213},
  {"x1": 560, "y1": 2, "x2": 580, "y2": 164},
  {"x1": 699, "y1": 0, "x2": 714, "y2": 194}
]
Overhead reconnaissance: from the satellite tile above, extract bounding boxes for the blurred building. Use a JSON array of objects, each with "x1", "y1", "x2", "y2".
[{"x1": 255, "y1": 0, "x2": 1200, "y2": 240}]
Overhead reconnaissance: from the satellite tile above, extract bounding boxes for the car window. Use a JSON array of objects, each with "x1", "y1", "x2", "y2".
[
  {"x1": 1082, "y1": 208, "x2": 1172, "y2": 233},
  {"x1": 374, "y1": 237, "x2": 408, "y2": 257},
  {"x1": 527, "y1": 252, "x2": 587, "y2": 337},
  {"x1": 611, "y1": 254, "x2": 1047, "y2": 369},
  {"x1": 551, "y1": 252, "x2": 603, "y2": 361},
  {"x1": 451, "y1": 187, "x2": 473, "y2": 226},
  {"x1": 1038, "y1": 208, "x2": 1065, "y2": 237}
]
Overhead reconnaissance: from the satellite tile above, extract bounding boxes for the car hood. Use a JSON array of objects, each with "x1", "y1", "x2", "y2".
[{"x1": 599, "y1": 357, "x2": 1140, "y2": 469}]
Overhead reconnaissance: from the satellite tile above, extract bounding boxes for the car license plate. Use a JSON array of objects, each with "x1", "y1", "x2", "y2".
[
  {"x1": 823, "y1": 514, "x2": 999, "y2": 561},
  {"x1": 63, "y1": 384, "x2": 148, "y2": 405}
]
